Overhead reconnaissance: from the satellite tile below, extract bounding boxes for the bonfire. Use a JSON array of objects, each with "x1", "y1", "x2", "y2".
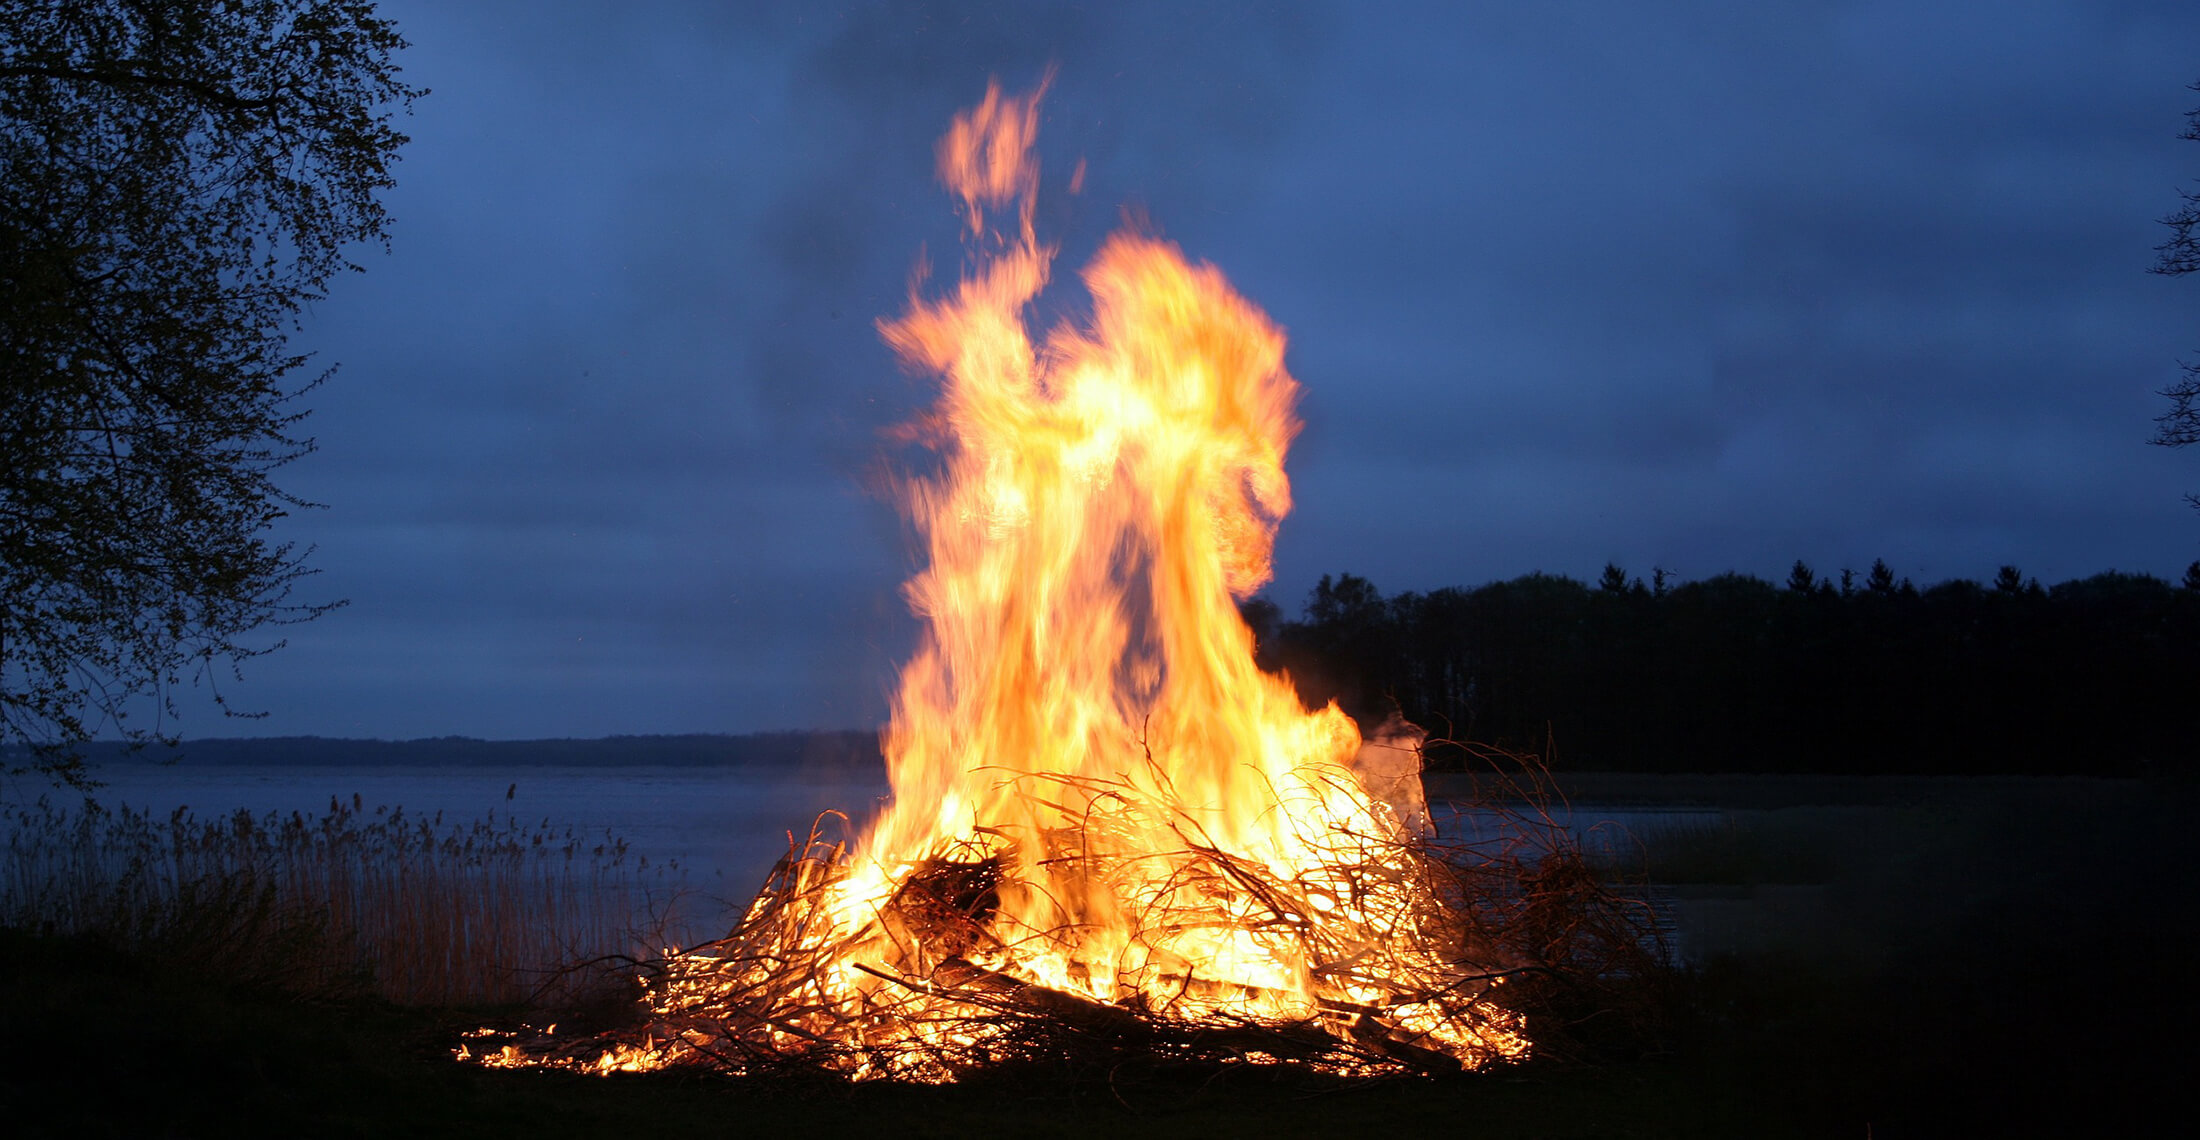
[{"x1": 465, "y1": 79, "x2": 1653, "y2": 1083}]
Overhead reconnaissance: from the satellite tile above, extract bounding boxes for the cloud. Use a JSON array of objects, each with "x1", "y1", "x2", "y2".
[{"x1": 168, "y1": 0, "x2": 2200, "y2": 739}]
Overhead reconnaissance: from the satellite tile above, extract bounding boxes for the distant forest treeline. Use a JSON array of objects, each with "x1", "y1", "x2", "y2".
[{"x1": 1247, "y1": 560, "x2": 2200, "y2": 776}]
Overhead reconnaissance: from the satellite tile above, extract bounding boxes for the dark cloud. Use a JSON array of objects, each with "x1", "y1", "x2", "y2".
[{"x1": 158, "y1": 0, "x2": 2200, "y2": 740}]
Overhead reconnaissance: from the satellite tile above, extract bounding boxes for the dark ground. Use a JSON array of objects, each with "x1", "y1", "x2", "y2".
[{"x1": 3, "y1": 772, "x2": 2190, "y2": 1138}]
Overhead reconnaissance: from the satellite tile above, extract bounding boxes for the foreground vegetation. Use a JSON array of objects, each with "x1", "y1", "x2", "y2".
[
  {"x1": 0, "y1": 797, "x2": 689, "y2": 1007},
  {"x1": 3, "y1": 772, "x2": 2187, "y2": 1136}
]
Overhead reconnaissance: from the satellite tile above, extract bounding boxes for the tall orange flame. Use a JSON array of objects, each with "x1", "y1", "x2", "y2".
[
  {"x1": 469, "y1": 80, "x2": 1532, "y2": 1080},
  {"x1": 812, "y1": 80, "x2": 1526, "y2": 1063},
  {"x1": 873, "y1": 78, "x2": 1325, "y2": 869}
]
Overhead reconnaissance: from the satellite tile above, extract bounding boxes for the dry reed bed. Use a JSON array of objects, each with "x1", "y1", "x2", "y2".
[{"x1": 0, "y1": 795, "x2": 689, "y2": 1006}]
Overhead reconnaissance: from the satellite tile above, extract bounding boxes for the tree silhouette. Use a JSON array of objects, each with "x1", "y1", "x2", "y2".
[
  {"x1": 2, "y1": 2, "x2": 423, "y2": 784},
  {"x1": 1272, "y1": 563, "x2": 2198, "y2": 776},
  {"x1": 2149, "y1": 79, "x2": 2200, "y2": 509},
  {"x1": 1237, "y1": 596, "x2": 1282, "y2": 656}
]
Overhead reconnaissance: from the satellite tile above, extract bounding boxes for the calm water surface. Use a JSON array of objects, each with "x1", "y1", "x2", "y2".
[{"x1": 8, "y1": 763, "x2": 1716, "y2": 878}]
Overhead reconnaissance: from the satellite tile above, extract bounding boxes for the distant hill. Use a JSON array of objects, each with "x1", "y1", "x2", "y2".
[{"x1": 27, "y1": 731, "x2": 885, "y2": 770}]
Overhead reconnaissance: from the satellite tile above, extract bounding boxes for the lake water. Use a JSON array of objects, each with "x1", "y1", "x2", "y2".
[
  {"x1": 6, "y1": 763, "x2": 1714, "y2": 882},
  {"x1": 1444, "y1": 802, "x2": 1728, "y2": 862}
]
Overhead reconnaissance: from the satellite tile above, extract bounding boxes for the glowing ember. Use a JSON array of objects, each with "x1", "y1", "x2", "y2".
[{"x1": 472, "y1": 80, "x2": 1544, "y2": 1080}]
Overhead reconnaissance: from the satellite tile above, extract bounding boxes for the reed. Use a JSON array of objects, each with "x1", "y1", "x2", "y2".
[{"x1": 0, "y1": 795, "x2": 693, "y2": 1007}]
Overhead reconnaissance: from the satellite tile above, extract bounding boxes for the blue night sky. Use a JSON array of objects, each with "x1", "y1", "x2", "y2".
[{"x1": 189, "y1": 0, "x2": 2200, "y2": 740}]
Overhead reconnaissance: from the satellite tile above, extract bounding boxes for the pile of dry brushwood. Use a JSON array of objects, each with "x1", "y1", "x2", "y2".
[{"x1": 472, "y1": 754, "x2": 1669, "y2": 1084}]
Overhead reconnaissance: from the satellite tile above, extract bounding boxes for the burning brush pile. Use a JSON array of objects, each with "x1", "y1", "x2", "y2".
[{"x1": 464, "y1": 81, "x2": 1661, "y2": 1083}]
